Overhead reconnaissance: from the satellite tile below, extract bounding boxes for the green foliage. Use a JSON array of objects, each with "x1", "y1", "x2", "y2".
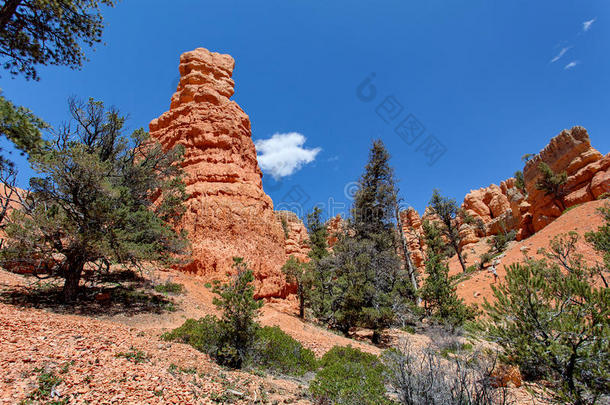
[
  {"x1": 484, "y1": 232, "x2": 610, "y2": 404},
  {"x1": 0, "y1": 0, "x2": 117, "y2": 80},
  {"x1": 162, "y1": 315, "x2": 222, "y2": 355},
  {"x1": 0, "y1": 98, "x2": 189, "y2": 301},
  {"x1": 350, "y1": 139, "x2": 398, "y2": 244},
  {"x1": 249, "y1": 326, "x2": 317, "y2": 376},
  {"x1": 428, "y1": 189, "x2": 467, "y2": 272},
  {"x1": 154, "y1": 281, "x2": 184, "y2": 294},
  {"x1": 487, "y1": 229, "x2": 517, "y2": 253},
  {"x1": 521, "y1": 153, "x2": 534, "y2": 163},
  {"x1": 316, "y1": 234, "x2": 404, "y2": 341},
  {"x1": 162, "y1": 257, "x2": 263, "y2": 369},
  {"x1": 211, "y1": 257, "x2": 263, "y2": 368},
  {"x1": 514, "y1": 170, "x2": 526, "y2": 193},
  {"x1": 23, "y1": 370, "x2": 65, "y2": 404},
  {"x1": 420, "y1": 220, "x2": 476, "y2": 328},
  {"x1": 280, "y1": 216, "x2": 290, "y2": 239},
  {"x1": 536, "y1": 162, "x2": 568, "y2": 210},
  {"x1": 310, "y1": 346, "x2": 391, "y2": 405},
  {"x1": 281, "y1": 255, "x2": 311, "y2": 318},
  {"x1": 114, "y1": 347, "x2": 149, "y2": 364},
  {"x1": 312, "y1": 140, "x2": 410, "y2": 343},
  {"x1": 306, "y1": 206, "x2": 329, "y2": 262},
  {"x1": 585, "y1": 205, "x2": 610, "y2": 280},
  {"x1": 0, "y1": 93, "x2": 47, "y2": 169}
]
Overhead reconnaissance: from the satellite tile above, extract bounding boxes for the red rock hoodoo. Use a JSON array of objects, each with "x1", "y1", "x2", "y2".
[
  {"x1": 523, "y1": 126, "x2": 609, "y2": 233},
  {"x1": 149, "y1": 47, "x2": 294, "y2": 298}
]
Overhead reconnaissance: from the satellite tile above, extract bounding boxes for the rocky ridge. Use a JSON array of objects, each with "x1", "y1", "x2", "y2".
[{"x1": 401, "y1": 127, "x2": 610, "y2": 271}]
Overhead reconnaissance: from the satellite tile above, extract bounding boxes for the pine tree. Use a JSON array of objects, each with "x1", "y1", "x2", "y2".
[
  {"x1": 428, "y1": 189, "x2": 468, "y2": 272},
  {"x1": 484, "y1": 232, "x2": 609, "y2": 404},
  {"x1": 282, "y1": 255, "x2": 310, "y2": 319},
  {"x1": 212, "y1": 257, "x2": 263, "y2": 368},
  {"x1": 0, "y1": 0, "x2": 117, "y2": 80},
  {"x1": 419, "y1": 220, "x2": 474, "y2": 327},
  {"x1": 0, "y1": 93, "x2": 46, "y2": 171},
  {"x1": 0, "y1": 98, "x2": 188, "y2": 301},
  {"x1": 320, "y1": 139, "x2": 407, "y2": 343},
  {"x1": 536, "y1": 162, "x2": 568, "y2": 211},
  {"x1": 306, "y1": 206, "x2": 329, "y2": 262}
]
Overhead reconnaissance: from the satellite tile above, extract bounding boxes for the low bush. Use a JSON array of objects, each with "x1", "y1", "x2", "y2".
[
  {"x1": 161, "y1": 315, "x2": 221, "y2": 355},
  {"x1": 382, "y1": 342, "x2": 513, "y2": 405},
  {"x1": 249, "y1": 326, "x2": 317, "y2": 376},
  {"x1": 310, "y1": 346, "x2": 390, "y2": 405},
  {"x1": 164, "y1": 319, "x2": 317, "y2": 377}
]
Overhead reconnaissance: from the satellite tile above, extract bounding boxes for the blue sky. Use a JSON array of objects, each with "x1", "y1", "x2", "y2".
[{"x1": 1, "y1": 0, "x2": 608, "y2": 219}]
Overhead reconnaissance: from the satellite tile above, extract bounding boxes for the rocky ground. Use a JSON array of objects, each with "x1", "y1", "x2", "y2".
[{"x1": 4, "y1": 197, "x2": 599, "y2": 404}]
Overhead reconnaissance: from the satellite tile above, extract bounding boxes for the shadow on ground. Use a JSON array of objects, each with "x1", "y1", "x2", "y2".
[{"x1": 0, "y1": 269, "x2": 180, "y2": 316}]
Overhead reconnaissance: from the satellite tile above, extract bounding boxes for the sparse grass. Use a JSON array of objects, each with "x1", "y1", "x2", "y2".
[
  {"x1": 168, "y1": 363, "x2": 197, "y2": 375},
  {"x1": 115, "y1": 347, "x2": 149, "y2": 364},
  {"x1": 21, "y1": 370, "x2": 66, "y2": 404},
  {"x1": 154, "y1": 281, "x2": 184, "y2": 294},
  {"x1": 562, "y1": 203, "x2": 582, "y2": 214}
]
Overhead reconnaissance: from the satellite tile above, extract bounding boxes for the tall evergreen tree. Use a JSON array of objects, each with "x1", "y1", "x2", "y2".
[
  {"x1": 319, "y1": 140, "x2": 407, "y2": 343},
  {"x1": 305, "y1": 206, "x2": 333, "y2": 321},
  {"x1": 428, "y1": 189, "x2": 468, "y2": 272},
  {"x1": 350, "y1": 140, "x2": 398, "y2": 249},
  {"x1": 419, "y1": 220, "x2": 473, "y2": 327},
  {"x1": 0, "y1": 98, "x2": 188, "y2": 301},
  {"x1": 306, "y1": 206, "x2": 329, "y2": 262}
]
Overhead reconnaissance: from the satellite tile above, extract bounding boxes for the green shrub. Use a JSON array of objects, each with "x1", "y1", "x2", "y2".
[
  {"x1": 310, "y1": 346, "x2": 390, "y2": 404},
  {"x1": 161, "y1": 315, "x2": 221, "y2": 356},
  {"x1": 484, "y1": 232, "x2": 610, "y2": 404},
  {"x1": 249, "y1": 326, "x2": 317, "y2": 376},
  {"x1": 154, "y1": 281, "x2": 184, "y2": 294}
]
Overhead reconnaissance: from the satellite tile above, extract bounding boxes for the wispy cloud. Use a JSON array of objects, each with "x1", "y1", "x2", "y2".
[
  {"x1": 255, "y1": 132, "x2": 321, "y2": 180},
  {"x1": 564, "y1": 60, "x2": 580, "y2": 70},
  {"x1": 583, "y1": 18, "x2": 596, "y2": 32},
  {"x1": 551, "y1": 46, "x2": 571, "y2": 63}
]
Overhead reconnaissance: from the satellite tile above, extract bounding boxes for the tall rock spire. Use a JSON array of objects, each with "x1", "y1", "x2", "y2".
[{"x1": 149, "y1": 47, "x2": 290, "y2": 298}]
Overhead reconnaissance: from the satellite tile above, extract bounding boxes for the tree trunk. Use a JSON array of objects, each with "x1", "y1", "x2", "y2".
[
  {"x1": 372, "y1": 329, "x2": 381, "y2": 345},
  {"x1": 62, "y1": 258, "x2": 84, "y2": 302},
  {"x1": 457, "y1": 252, "x2": 467, "y2": 273},
  {"x1": 395, "y1": 205, "x2": 419, "y2": 299},
  {"x1": 298, "y1": 290, "x2": 305, "y2": 319}
]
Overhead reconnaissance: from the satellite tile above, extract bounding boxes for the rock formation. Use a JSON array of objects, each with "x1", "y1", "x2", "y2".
[
  {"x1": 276, "y1": 211, "x2": 310, "y2": 262},
  {"x1": 398, "y1": 209, "x2": 426, "y2": 270},
  {"x1": 326, "y1": 215, "x2": 344, "y2": 248},
  {"x1": 399, "y1": 126, "x2": 609, "y2": 270},
  {"x1": 149, "y1": 47, "x2": 293, "y2": 298},
  {"x1": 523, "y1": 126, "x2": 609, "y2": 232}
]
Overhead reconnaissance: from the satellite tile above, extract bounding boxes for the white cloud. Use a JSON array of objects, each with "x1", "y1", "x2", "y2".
[
  {"x1": 583, "y1": 18, "x2": 596, "y2": 32},
  {"x1": 564, "y1": 60, "x2": 580, "y2": 70},
  {"x1": 551, "y1": 46, "x2": 570, "y2": 63},
  {"x1": 255, "y1": 132, "x2": 321, "y2": 179}
]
